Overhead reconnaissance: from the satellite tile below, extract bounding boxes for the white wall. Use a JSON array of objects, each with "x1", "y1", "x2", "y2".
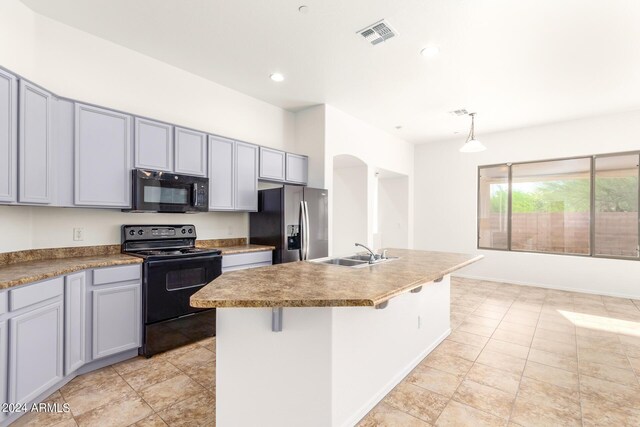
[
  {"x1": 324, "y1": 105, "x2": 415, "y2": 254},
  {"x1": 377, "y1": 176, "x2": 409, "y2": 249},
  {"x1": 294, "y1": 105, "x2": 325, "y2": 189},
  {"x1": 332, "y1": 162, "x2": 368, "y2": 256},
  {"x1": 0, "y1": 206, "x2": 247, "y2": 253},
  {"x1": 0, "y1": 0, "x2": 295, "y2": 253},
  {"x1": 414, "y1": 110, "x2": 640, "y2": 298}
]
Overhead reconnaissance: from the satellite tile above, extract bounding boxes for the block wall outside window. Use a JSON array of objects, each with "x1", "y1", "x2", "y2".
[{"x1": 478, "y1": 152, "x2": 640, "y2": 260}]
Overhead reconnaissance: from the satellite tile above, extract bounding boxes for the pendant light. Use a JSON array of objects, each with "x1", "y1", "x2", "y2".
[{"x1": 459, "y1": 112, "x2": 486, "y2": 153}]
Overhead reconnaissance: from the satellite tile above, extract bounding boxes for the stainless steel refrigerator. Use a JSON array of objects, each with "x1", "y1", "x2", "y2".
[{"x1": 249, "y1": 186, "x2": 329, "y2": 263}]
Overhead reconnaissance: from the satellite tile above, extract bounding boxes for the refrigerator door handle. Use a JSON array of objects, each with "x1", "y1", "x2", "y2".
[
  {"x1": 299, "y1": 201, "x2": 306, "y2": 261},
  {"x1": 304, "y1": 201, "x2": 310, "y2": 260}
]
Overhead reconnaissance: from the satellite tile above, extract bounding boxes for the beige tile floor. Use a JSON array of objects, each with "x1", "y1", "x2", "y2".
[
  {"x1": 13, "y1": 277, "x2": 640, "y2": 427},
  {"x1": 358, "y1": 277, "x2": 640, "y2": 426},
  {"x1": 13, "y1": 337, "x2": 216, "y2": 427}
]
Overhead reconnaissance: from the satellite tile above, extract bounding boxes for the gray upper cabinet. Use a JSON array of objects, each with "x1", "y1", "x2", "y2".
[
  {"x1": 134, "y1": 118, "x2": 173, "y2": 172},
  {"x1": 19, "y1": 80, "x2": 53, "y2": 204},
  {"x1": 175, "y1": 127, "x2": 207, "y2": 176},
  {"x1": 209, "y1": 135, "x2": 235, "y2": 211},
  {"x1": 8, "y1": 299, "x2": 64, "y2": 406},
  {"x1": 75, "y1": 104, "x2": 132, "y2": 208},
  {"x1": 235, "y1": 141, "x2": 258, "y2": 211},
  {"x1": 259, "y1": 147, "x2": 286, "y2": 182},
  {"x1": 64, "y1": 272, "x2": 86, "y2": 375},
  {"x1": 52, "y1": 99, "x2": 75, "y2": 207},
  {"x1": 286, "y1": 153, "x2": 308, "y2": 185},
  {"x1": 92, "y1": 282, "x2": 141, "y2": 359},
  {"x1": 0, "y1": 69, "x2": 17, "y2": 203}
]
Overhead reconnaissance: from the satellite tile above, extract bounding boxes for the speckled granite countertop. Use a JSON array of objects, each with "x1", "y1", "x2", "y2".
[
  {"x1": 0, "y1": 253, "x2": 142, "y2": 290},
  {"x1": 218, "y1": 245, "x2": 275, "y2": 255},
  {"x1": 0, "y1": 238, "x2": 274, "y2": 290},
  {"x1": 195, "y1": 238, "x2": 274, "y2": 254},
  {"x1": 190, "y1": 249, "x2": 482, "y2": 308}
]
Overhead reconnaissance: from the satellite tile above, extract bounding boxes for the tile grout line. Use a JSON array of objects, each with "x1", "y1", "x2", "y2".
[
  {"x1": 437, "y1": 284, "x2": 516, "y2": 425},
  {"x1": 505, "y1": 291, "x2": 541, "y2": 426}
]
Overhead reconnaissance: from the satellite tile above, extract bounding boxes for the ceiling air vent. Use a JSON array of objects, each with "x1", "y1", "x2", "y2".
[
  {"x1": 357, "y1": 20, "x2": 398, "y2": 45},
  {"x1": 449, "y1": 109, "x2": 469, "y2": 116}
]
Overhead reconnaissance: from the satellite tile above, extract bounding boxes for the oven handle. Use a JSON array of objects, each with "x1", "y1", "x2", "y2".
[{"x1": 144, "y1": 253, "x2": 222, "y2": 267}]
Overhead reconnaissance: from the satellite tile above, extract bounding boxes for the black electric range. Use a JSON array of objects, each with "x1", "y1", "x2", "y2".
[{"x1": 122, "y1": 224, "x2": 221, "y2": 357}]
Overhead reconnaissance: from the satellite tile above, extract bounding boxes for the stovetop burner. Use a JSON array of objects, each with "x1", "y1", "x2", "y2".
[{"x1": 121, "y1": 225, "x2": 221, "y2": 259}]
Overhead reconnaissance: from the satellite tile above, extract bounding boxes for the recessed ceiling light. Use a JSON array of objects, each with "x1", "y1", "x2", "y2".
[
  {"x1": 270, "y1": 73, "x2": 285, "y2": 82},
  {"x1": 395, "y1": 125, "x2": 403, "y2": 130},
  {"x1": 420, "y1": 46, "x2": 440, "y2": 58},
  {"x1": 298, "y1": 5, "x2": 309, "y2": 14}
]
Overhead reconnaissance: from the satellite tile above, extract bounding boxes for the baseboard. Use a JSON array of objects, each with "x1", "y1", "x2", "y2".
[
  {"x1": 341, "y1": 328, "x2": 451, "y2": 427},
  {"x1": 453, "y1": 273, "x2": 640, "y2": 300}
]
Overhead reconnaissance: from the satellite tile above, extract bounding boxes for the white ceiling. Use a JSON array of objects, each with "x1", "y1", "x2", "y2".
[{"x1": 20, "y1": 0, "x2": 640, "y2": 144}]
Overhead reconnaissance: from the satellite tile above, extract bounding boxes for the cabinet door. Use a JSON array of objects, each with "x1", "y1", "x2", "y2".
[
  {"x1": 0, "y1": 70, "x2": 17, "y2": 203},
  {"x1": 92, "y1": 283, "x2": 141, "y2": 359},
  {"x1": 259, "y1": 147, "x2": 285, "y2": 182},
  {"x1": 18, "y1": 80, "x2": 53, "y2": 204},
  {"x1": 235, "y1": 141, "x2": 258, "y2": 211},
  {"x1": 134, "y1": 117, "x2": 173, "y2": 172},
  {"x1": 0, "y1": 320, "x2": 6, "y2": 418},
  {"x1": 65, "y1": 272, "x2": 86, "y2": 375},
  {"x1": 208, "y1": 136, "x2": 235, "y2": 211},
  {"x1": 75, "y1": 104, "x2": 132, "y2": 207},
  {"x1": 174, "y1": 127, "x2": 207, "y2": 176},
  {"x1": 285, "y1": 153, "x2": 308, "y2": 184},
  {"x1": 52, "y1": 99, "x2": 75, "y2": 207},
  {"x1": 8, "y1": 300, "x2": 63, "y2": 405}
]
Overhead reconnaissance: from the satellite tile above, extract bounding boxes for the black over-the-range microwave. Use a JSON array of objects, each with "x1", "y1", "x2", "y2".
[{"x1": 127, "y1": 169, "x2": 209, "y2": 213}]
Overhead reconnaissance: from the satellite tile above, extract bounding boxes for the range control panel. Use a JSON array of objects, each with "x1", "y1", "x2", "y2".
[{"x1": 122, "y1": 225, "x2": 196, "y2": 241}]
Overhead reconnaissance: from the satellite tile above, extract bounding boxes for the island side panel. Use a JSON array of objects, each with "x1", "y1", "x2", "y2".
[
  {"x1": 215, "y1": 307, "x2": 333, "y2": 427},
  {"x1": 332, "y1": 275, "x2": 451, "y2": 426}
]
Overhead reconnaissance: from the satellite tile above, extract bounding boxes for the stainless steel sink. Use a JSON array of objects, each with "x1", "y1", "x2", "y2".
[
  {"x1": 318, "y1": 258, "x2": 369, "y2": 267},
  {"x1": 343, "y1": 254, "x2": 373, "y2": 262},
  {"x1": 311, "y1": 255, "x2": 400, "y2": 268}
]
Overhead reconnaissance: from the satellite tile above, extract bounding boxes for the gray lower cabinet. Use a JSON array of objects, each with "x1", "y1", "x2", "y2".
[
  {"x1": 8, "y1": 299, "x2": 64, "y2": 405},
  {"x1": 175, "y1": 127, "x2": 207, "y2": 177},
  {"x1": 75, "y1": 104, "x2": 132, "y2": 207},
  {"x1": 222, "y1": 251, "x2": 272, "y2": 273},
  {"x1": 92, "y1": 283, "x2": 141, "y2": 359},
  {"x1": 134, "y1": 117, "x2": 173, "y2": 172},
  {"x1": 208, "y1": 135, "x2": 235, "y2": 211},
  {"x1": 64, "y1": 272, "x2": 86, "y2": 375},
  {"x1": 235, "y1": 141, "x2": 258, "y2": 211},
  {"x1": 285, "y1": 153, "x2": 308, "y2": 185},
  {"x1": 18, "y1": 80, "x2": 53, "y2": 204},
  {"x1": 0, "y1": 69, "x2": 17, "y2": 203},
  {"x1": 259, "y1": 147, "x2": 286, "y2": 182}
]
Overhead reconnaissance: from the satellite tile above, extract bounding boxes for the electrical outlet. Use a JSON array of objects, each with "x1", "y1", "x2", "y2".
[{"x1": 73, "y1": 228, "x2": 84, "y2": 241}]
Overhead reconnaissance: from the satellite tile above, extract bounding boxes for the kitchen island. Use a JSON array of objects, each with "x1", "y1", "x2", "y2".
[{"x1": 191, "y1": 249, "x2": 482, "y2": 427}]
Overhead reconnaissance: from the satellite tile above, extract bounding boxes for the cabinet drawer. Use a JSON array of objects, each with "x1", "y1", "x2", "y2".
[
  {"x1": 222, "y1": 251, "x2": 272, "y2": 269},
  {"x1": 93, "y1": 265, "x2": 141, "y2": 286},
  {"x1": 9, "y1": 277, "x2": 63, "y2": 311},
  {"x1": 0, "y1": 291, "x2": 6, "y2": 315}
]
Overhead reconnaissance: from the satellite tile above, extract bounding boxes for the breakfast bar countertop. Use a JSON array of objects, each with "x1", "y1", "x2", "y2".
[{"x1": 191, "y1": 249, "x2": 482, "y2": 309}]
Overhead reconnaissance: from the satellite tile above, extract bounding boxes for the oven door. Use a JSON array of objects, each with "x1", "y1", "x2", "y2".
[
  {"x1": 132, "y1": 170, "x2": 208, "y2": 213},
  {"x1": 143, "y1": 254, "x2": 222, "y2": 324}
]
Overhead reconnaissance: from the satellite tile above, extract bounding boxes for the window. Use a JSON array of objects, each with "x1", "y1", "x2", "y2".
[
  {"x1": 478, "y1": 152, "x2": 640, "y2": 260},
  {"x1": 478, "y1": 166, "x2": 509, "y2": 250},
  {"x1": 594, "y1": 154, "x2": 639, "y2": 257}
]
